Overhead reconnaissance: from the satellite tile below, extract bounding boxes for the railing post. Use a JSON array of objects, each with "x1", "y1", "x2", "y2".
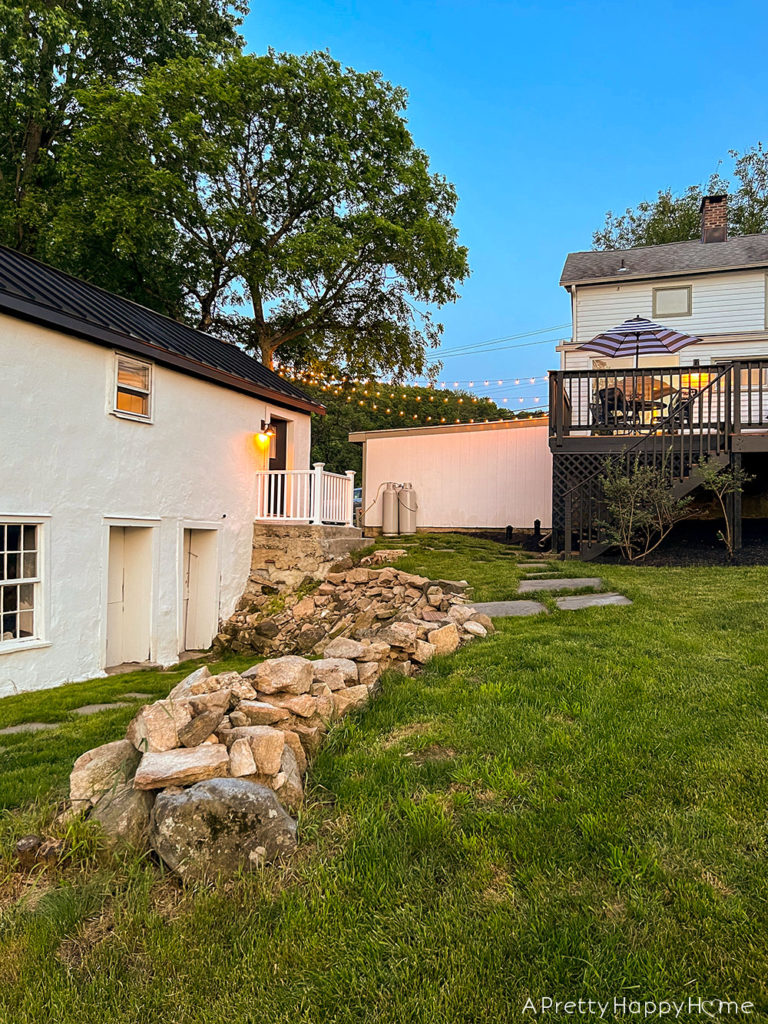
[
  {"x1": 732, "y1": 361, "x2": 742, "y2": 438},
  {"x1": 345, "y1": 470, "x2": 356, "y2": 527},
  {"x1": 310, "y1": 462, "x2": 325, "y2": 525}
]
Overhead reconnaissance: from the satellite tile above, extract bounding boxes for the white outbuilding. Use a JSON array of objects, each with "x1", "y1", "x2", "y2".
[{"x1": 0, "y1": 246, "x2": 326, "y2": 696}]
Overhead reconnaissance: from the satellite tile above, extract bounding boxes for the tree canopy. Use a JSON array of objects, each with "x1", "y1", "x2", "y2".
[
  {"x1": 0, "y1": 0, "x2": 245, "y2": 255},
  {"x1": 592, "y1": 145, "x2": 768, "y2": 250},
  {"x1": 47, "y1": 49, "x2": 469, "y2": 376}
]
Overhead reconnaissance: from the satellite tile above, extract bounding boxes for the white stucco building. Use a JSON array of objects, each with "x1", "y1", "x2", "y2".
[{"x1": 0, "y1": 246, "x2": 326, "y2": 696}]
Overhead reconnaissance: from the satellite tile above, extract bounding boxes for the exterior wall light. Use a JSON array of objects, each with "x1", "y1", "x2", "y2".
[{"x1": 256, "y1": 419, "x2": 276, "y2": 445}]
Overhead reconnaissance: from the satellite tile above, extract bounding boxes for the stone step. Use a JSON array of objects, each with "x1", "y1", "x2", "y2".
[
  {"x1": 518, "y1": 578, "x2": 602, "y2": 594},
  {"x1": 555, "y1": 593, "x2": 632, "y2": 610},
  {"x1": 470, "y1": 600, "x2": 547, "y2": 617}
]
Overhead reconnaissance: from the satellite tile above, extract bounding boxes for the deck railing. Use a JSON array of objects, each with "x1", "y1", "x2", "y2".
[
  {"x1": 549, "y1": 360, "x2": 768, "y2": 442},
  {"x1": 255, "y1": 463, "x2": 356, "y2": 526}
]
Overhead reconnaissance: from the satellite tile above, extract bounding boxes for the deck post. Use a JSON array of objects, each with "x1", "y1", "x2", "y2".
[
  {"x1": 310, "y1": 462, "x2": 325, "y2": 525},
  {"x1": 345, "y1": 470, "x2": 356, "y2": 526},
  {"x1": 732, "y1": 362, "x2": 742, "y2": 437},
  {"x1": 564, "y1": 495, "x2": 573, "y2": 559},
  {"x1": 731, "y1": 453, "x2": 743, "y2": 553}
]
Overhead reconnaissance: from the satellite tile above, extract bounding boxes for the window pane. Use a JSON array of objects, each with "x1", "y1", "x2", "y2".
[
  {"x1": 19, "y1": 583, "x2": 34, "y2": 610},
  {"x1": 2, "y1": 612, "x2": 18, "y2": 640},
  {"x1": 116, "y1": 388, "x2": 149, "y2": 415},
  {"x1": 118, "y1": 359, "x2": 150, "y2": 391},
  {"x1": 6, "y1": 524, "x2": 21, "y2": 551},
  {"x1": 655, "y1": 288, "x2": 690, "y2": 316},
  {"x1": 6, "y1": 552, "x2": 19, "y2": 579},
  {"x1": 22, "y1": 525, "x2": 37, "y2": 551},
  {"x1": 23, "y1": 551, "x2": 37, "y2": 578},
  {"x1": 18, "y1": 609, "x2": 34, "y2": 637},
  {"x1": 3, "y1": 584, "x2": 17, "y2": 612}
]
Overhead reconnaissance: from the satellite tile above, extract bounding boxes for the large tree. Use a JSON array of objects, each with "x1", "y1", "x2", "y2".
[
  {"x1": 592, "y1": 145, "x2": 768, "y2": 250},
  {"x1": 51, "y1": 50, "x2": 469, "y2": 375},
  {"x1": 0, "y1": 0, "x2": 245, "y2": 257}
]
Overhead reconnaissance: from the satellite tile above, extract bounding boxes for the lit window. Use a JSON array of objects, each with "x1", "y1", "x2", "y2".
[
  {"x1": 652, "y1": 286, "x2": 692, "y2": 318},
  {"x1": 115, "y1": 355, "x2": 152, "y2": 418},
  {"x1": 0, "y1": 524, "x2": 39, "y2": 644}
]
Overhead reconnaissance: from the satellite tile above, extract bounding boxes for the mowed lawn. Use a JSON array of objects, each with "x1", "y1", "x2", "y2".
[{"x1": 1, "y1": 535, "x2": 768, "y2": 1022}]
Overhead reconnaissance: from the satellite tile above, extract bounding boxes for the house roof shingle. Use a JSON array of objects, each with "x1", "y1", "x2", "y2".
[
  {"x1": 0, "y1": 245, "x2": 324, "y2": 414},
  {"x1": 560, "y1": 233, "x2": 768, "y2": 288}
]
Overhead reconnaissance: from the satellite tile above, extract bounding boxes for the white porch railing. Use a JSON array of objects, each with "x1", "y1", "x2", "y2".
[{"x1": 255, "y1": 462, "x2": 356, "y2": 526}]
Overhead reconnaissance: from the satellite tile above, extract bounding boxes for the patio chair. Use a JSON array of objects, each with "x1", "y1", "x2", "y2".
[{"x1": 591, "y1": 387, "x2": 636, "y2": 431}]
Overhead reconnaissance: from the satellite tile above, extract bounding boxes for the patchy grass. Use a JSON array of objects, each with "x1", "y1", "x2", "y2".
[{"x1": 1, "y1": 535, "x2": 768, "y2": 1021}]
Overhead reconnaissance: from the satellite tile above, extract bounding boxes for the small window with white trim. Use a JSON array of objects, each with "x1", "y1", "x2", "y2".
[
  {"x1": 114, "y1": 355, "x2": 152, "y2": 419},
  {"x1": 1, "y1": 523, "x2": 40, "y2": 643},
  {"x1": 652, "y1": 285, "x2": 692, "y2": 318}
]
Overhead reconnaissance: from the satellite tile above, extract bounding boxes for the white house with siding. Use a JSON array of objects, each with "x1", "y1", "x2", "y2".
[{"x1": 0, "y1": 246, "x2": 330, "y2": 696}]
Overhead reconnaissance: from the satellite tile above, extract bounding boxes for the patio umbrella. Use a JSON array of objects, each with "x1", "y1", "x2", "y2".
[{"x1": 577, "y1": 315, "x2": 701, "y2": 369}]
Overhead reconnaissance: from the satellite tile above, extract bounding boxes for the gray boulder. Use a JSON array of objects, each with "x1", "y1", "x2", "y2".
[
  {"x1": 91, "y1": 784, "x2": 155, "y2": 850},
  {"x1": 149, "y1": 777, "x2": 297, "y2": 882}
]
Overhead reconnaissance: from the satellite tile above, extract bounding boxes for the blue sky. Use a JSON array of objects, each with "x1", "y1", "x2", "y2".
[{"x1": 245, "y1": 0, "x2": 768, "y2": 409}]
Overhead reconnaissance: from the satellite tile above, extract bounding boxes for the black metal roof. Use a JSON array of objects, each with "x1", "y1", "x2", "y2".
[
  {"x1": 561, "y1": 232, "x2": 768, "y2": 287},
  {"x1": 0, "y1": 245, "x2": 324, "y2": 414}
]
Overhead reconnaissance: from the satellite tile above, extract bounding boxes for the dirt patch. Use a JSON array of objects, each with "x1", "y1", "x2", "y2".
[
  {"x1": 0, "y1": 870, "x2": 53, "y2": 914},
  {"x1": 409, "y1": 744, "x2": 456, "y2": 765},
  {"x1": 57, "y1": 905, "x2": 116, "y2": 970},
  {"x1": 381, "y1": 722, "x2": 433, "y2": 749}
]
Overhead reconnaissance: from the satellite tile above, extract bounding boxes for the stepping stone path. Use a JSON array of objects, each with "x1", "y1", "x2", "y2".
[
  {"x1": 471, "y1": 600, "x2": 547, "y2": 617},
  {"x1": 118, "y1": 692, "x2": 155, "y2": 701},
  {"x1": 519, "y1": 577, "x2": 603, "y2": 594},
  {"x1": 520, "y1": 563, "x2": 549, "y2": 571},
  {"x1": 0, "y1": 721, "x2": 59, "y2": 735},
  {"x1": 72, "y1": 702, "x2": 133, "y2": 715},
  {"x1": 556, "y1": 593, "x2": 632, "y2": 610}
]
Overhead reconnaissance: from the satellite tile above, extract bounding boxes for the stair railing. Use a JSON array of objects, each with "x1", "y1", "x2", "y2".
[{"x1": 562, "y1": 363, "x2": 736, "y2": 558}]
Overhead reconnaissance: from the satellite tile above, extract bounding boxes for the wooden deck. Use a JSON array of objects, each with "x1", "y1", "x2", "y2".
[{"x1": 547, "y1": 360, "x2": 768, "y2": 557}]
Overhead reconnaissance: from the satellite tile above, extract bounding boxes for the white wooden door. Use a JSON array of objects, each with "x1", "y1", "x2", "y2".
[
  {"x1": 182, "y1": 529, "x2": 218, "y2": 652},
  {"x1": 106, "y1": 526, "x2": 152, "y2": 666}
]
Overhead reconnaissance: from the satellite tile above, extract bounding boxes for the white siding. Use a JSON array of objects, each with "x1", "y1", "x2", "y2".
[
  {"x1": 574, "y1": 271, "x2": 767, "y2": 343},
  {"x1": 1, "y1": 314, "x2": 312, "y2": 695},
  {"x1": 358, "y1": 421, "x2": 551, "y2": 531}
]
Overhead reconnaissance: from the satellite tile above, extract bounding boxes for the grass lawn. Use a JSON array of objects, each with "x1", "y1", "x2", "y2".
[{"x1": 2, "y1": 534, "x2": 768, "y2": 1021}]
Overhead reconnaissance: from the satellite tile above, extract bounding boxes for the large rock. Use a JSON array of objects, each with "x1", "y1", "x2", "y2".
[
  {"x1": 91, "y1": 784, "x2": 155, "y2": 849},
  {"x1": 311, "y1": 658, "x2": 358, "y2": 688},
  {"x1": 226, "y1": 725, "x2": 285, "y2": 776},
  {"x1": 229, "y1": 737, "x2": 257, "y2": 777},
  {"x1": 127, "y1": 699, "x2": 192, "y2": 753},
  {"x1": 412, "y1": 639, "x2": 436, "y2": 664},
  {"x1": 463, "y1": 620, "x2": 488, "y2": 637},
  {"x1": 274, "y1": 745, "x2": 304, "y2": 813},
  {"x1": 259, "y1": 693, "x2": 317, "y2": 719},
  {"x1": 168, "y1": 665, "x2": 214, "y2": 701},
  {"x1": 237, "y1": 700, "x2": 291, "y2": 725},
  {"x1": 447, "y1": 604, "x2": 474, "y2": 626},
  {"x1": 149, "y1": 778, "x2": 298, "y2": 882},
  {"x1": 356, "y1": 641, "x2": 392, "y2": 662},
  {"x1": 376, "y1": 622, "x2": 418, "y2": 651},
  {"x1": 178, "y1": 708, "x2": 226, "y2": 747},
  {"x1": 322, "y1": 637, "x2": 366, "y2": 660},
  {"x1": 70, "y1": 739, "x2": 141, "y2": 807},
  {"x1": 281, "y1": 730, "x2": 307, "y2": 775},
  {"x1": 243, "y1": 656, "x2": 312, "y2": 695},
  {"x1": 427, "y1": 623, "x2": 460, "y2": 655},
  {"x1": 332, "y1": 684, "x2": 370, "y2": 719},
  {"x1": 133, "y1": 745, "x2": 230, "y2": 790}
]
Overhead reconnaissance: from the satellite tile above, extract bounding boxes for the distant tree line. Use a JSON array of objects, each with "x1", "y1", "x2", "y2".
[{"x1": 593, "y1": 145, "x2": 768, "y2": 250}]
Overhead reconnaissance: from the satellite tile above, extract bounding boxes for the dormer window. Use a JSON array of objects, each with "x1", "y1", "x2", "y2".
[
  {"x1": 652, "y1": 285, "x2": 692, "y2": 318},
  {"x1": 114, "y1": 355, "x2": 152, "y2": 420}
]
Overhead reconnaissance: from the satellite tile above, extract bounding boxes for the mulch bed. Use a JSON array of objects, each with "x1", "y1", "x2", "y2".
[{"x1": 594, "y1": 518, "x2": 768, "y2": 566}]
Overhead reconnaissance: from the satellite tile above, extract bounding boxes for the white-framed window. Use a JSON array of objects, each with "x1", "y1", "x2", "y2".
[
  {"x1": 652, "y1": 285, "x2": 692, "y2": 318},
  {"x1": 1, "y1": 523, "x2": 40, "y2": 644},
  {"x1": 114, "y1": 354, "x2": 152, "y2": 420}
]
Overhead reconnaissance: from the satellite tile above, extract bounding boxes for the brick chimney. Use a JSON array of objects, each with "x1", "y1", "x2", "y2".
[{"x1": 700, "y1": 194, "x2": 728, "y2": 243}]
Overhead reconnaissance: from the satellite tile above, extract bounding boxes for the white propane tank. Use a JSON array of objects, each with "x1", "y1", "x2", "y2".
[
  {"x1": 398, "y1": 482, "x2": 418, "y2": 535},
  {"x1": 382, "y1": 482, "x2": 400, "y2": 536}
]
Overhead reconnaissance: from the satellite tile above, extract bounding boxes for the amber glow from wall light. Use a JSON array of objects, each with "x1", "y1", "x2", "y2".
[{"x1": 681, "y1": 372, "x2": 712, "y2": 390}]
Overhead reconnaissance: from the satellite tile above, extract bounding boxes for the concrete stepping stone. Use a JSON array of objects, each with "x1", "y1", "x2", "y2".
[
  {"x1": 556, "y1": 593, "x2": 632, "y2": 610},
  {"x1": 72, "y1": 702, "x2": 133, "y2": 715},
  {"x1": 523, "y1": 572, "x2": 562, "y2": 579},
  {"x1": 471, "y1": 600, "x2": 547, "y2": 617},
  {"x1": 519, "y1": 577, "x2": 602, "y2": 594},
  {"x1": 0, "y1": 721, "x2": 59, "y2": 735},
  {"x1": 520, "y1": 562, "x2": 549, "y2": 570},
  {"x1": 118, "y1": 692, "x2": 155, "y2": 701}
]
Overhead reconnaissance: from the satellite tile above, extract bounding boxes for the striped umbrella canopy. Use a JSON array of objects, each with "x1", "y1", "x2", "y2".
[{"x1": 577, "y1": 315, "x2": 701, "y2": 368}]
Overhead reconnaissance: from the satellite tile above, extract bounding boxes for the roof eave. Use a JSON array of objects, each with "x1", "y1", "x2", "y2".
[
  {"x1": 561, "y1": 259, "x2": 768, "y2": 289},
  {"x1": 0, "y1": 293, "x2": 325, "y2": 416}
]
